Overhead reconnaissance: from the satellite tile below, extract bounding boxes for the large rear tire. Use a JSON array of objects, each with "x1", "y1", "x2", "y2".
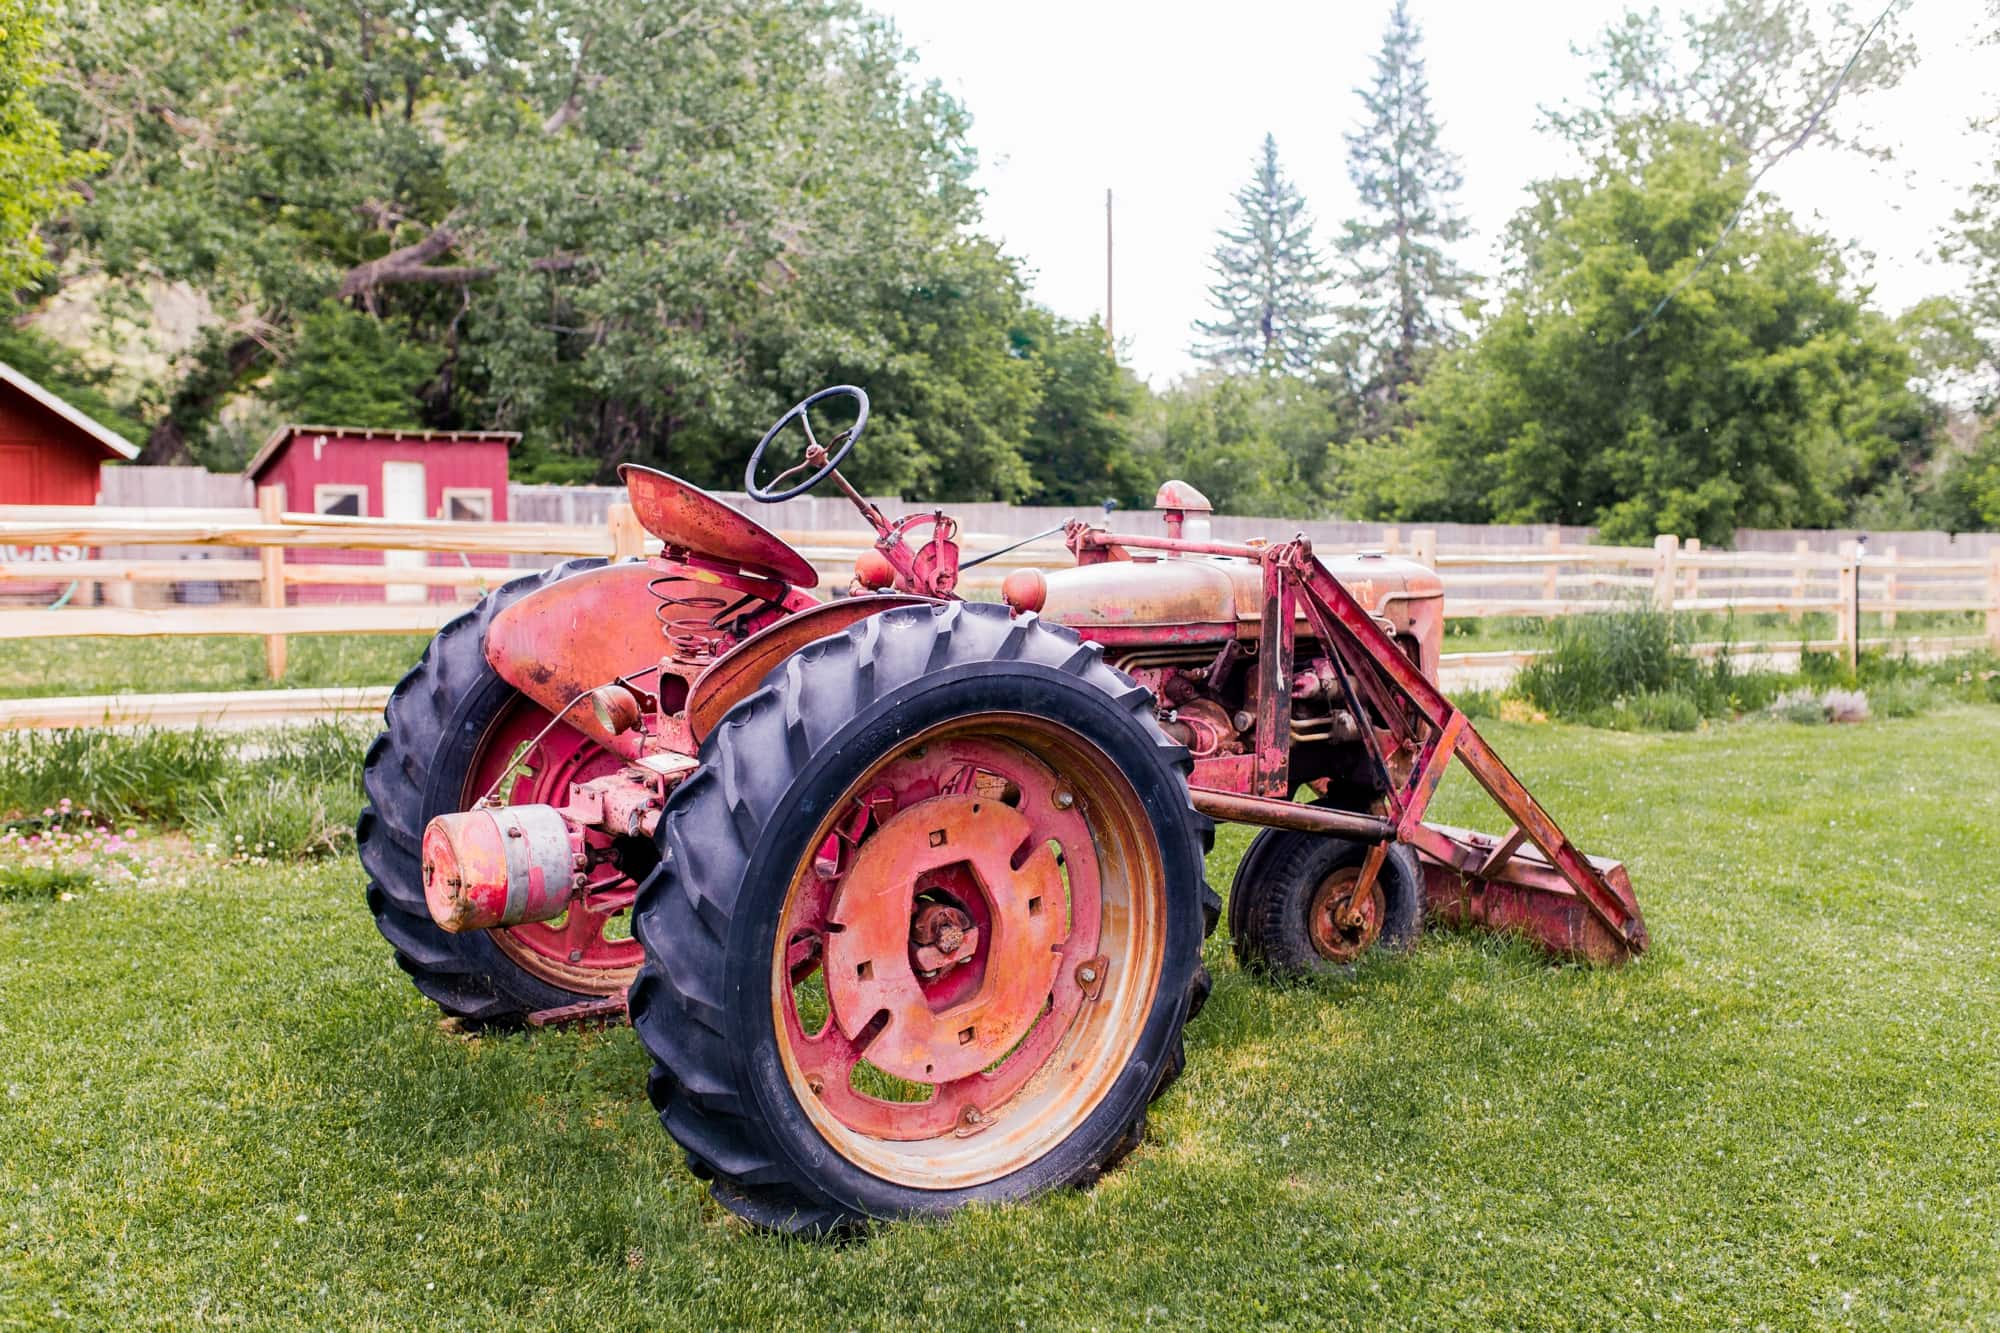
[
  {"x1": 358, "y1": 559, "x2": 646, "y2": 1023},
  {"x1": 629, "y1": 602, "x2": 1216, "y2": 1232}
]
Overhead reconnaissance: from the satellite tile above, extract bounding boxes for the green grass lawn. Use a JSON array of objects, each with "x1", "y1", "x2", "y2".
[
  {"x1": 0, "y1": 634, "x2": 431, "y2": 699},
  {"x1": 5, "y1": 710, "x2": 1999, "y2": 1327},
  {"x1": 1442, "y1": 609, "x2": 1987, "y2": 656}
]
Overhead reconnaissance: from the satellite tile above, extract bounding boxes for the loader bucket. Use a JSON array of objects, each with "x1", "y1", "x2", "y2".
[{"x1": 1416, "y1": 823, "x2": 1647, "y2": 967}]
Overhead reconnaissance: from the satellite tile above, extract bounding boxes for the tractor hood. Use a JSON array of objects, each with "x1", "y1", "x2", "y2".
[
  {"x1": 1024, "y1": 551, "x2": 1445, "y2": 672},
  {"x1": 1031, "y1": 553, "x2": 1440, "y2": 633}
]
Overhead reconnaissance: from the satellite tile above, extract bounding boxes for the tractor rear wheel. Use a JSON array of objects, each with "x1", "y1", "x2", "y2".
[
  {"x1": 358, "y1": 559, "x2": 648, "y2": 1023},
  {"x1": 629, "y1": 602, "x2": 1214, "y2": 1232}
]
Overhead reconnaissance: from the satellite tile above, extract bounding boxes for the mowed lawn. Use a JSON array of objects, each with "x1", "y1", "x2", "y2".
[{"x1": 4, "y1": 709, "x2": 1999, "y2": 1328}]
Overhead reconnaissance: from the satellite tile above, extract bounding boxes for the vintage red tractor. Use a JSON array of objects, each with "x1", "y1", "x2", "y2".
[{"x1": 360, "y1": 385, "x2": 1647, "y2": 1233}]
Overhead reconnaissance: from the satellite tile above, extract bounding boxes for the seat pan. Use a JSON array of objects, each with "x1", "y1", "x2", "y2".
[{"x1": 617, "y1": 464, "x2": 818, "y2": 587}]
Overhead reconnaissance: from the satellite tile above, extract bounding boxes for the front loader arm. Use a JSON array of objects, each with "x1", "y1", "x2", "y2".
[{"x1": 1284, "y1": 541, "x2": 1649, "y2": 964}]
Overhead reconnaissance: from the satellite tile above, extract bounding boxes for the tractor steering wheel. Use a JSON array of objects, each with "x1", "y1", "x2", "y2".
[{"x1": 744, "y1": 384, "x2": 870, "y2": 504}]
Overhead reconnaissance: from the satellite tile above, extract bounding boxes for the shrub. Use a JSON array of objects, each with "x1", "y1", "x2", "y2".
[
  {"x1": 1771, "y1": 688, "x2": 1829, "y2": 725},
  {"x1": 1512, "y1": 603, "x2": 1689, "y2": 719},
  {"x1": 1869, "y1": 677, "x2": 1934, "y2": 719}
]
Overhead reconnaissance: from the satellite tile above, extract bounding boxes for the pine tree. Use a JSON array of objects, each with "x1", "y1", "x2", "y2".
[
  {"x1": 1338, "y1": 0, "x2": 1475, "y2": 431},
  {"x1": 1193, "y1": 134, "x2": 1328, "y2": 374}
]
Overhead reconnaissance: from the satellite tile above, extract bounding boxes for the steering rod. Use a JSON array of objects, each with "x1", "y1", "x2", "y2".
[{"x1": 802, "y1": 441, "x2": 894, "y2": 541}]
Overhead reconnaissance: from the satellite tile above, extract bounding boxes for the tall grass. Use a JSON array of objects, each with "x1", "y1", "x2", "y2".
[
  {"x1": 0, "y1": 720, "x2": 372, "y2": 860},
  {"x1": 1509, "y1": 602, "x2": 2000, "y2": 731},
  {"x1": 0, "y1": 727, "x2": 233, "y2": 824},
  {"x1": 1510, "y1": 602, "x2": 1753, "y2": 727}
]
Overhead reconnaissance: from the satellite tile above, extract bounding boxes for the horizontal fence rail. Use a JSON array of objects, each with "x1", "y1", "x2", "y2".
[{"x1": 1, "y1": 494, "x2": 1996, "y2": 685}]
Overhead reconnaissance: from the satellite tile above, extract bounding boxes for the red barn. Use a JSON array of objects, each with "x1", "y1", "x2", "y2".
[
  {"x1": 245, "y1": 424, "x2": 519, "y2": 603},
  {"x1": 0, "y1": 362, "x2": 140, "y2": 509}
]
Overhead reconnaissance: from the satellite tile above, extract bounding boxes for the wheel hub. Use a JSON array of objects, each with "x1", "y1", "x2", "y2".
[
  {"x1": 1307, "y1": 867, "x2": 1384, "y2": 964},
  {"x1": 825, "y1": 793, "x2": 1065, "y2": 1085}
]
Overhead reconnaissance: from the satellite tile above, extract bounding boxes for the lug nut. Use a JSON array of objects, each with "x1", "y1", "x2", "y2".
[
  {"x1": 1077, "y1": 964, "x2": 1098, "y2": 984},
  {"x1": 1053, "y1": 788, "x2": 1075, "y2": 810}
]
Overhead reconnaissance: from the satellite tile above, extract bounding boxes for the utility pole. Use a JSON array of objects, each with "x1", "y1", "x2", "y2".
[{"x1": 1104, "y1": 187, "x2": 1114, "y2": 343}]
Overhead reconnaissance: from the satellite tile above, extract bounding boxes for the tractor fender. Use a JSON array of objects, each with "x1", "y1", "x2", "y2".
[
  {"x1": 684, "y1": 593, "x2": 940, "y2": 743},
  {"x1": 483, "y1": 561, "x2": 672, "y2": 746}
]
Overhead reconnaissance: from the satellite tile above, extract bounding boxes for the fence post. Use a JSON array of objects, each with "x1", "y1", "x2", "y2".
[
  {"x1": 1652, "y1": 534, "x2": 1679, "y2": 612},
  {"x1": 1882, "y1": 545, "x2": 1898, "y2": 632},
  {"x1": 1836, "y1": 543, "x2": 1858, "y2": 674},
  {"x1": 1790, "y1": 537, "x2": 1810, "y2": 625},
  {"x1": 1541, "y1": 527, "x2": 1560, "y2": 611},
  {"x1": 1987, "y1": 550, "x2": 2000, "y2": 655},
  {"x1": 606, "y1": 501, "x2": 647, "y2": 561},
  {"x1": 1681, "y1": 536, "x2": 1701, "y2": 603},
  {"x1": 1411, "y1": 528, "x2": 1437, "y2": 570},
  {"x1": 257, "y1": 484, "x2": 287, "y2": 682},
  {"x1": 1381, "y1": 526, "x2": 1401, "y2": 555}
]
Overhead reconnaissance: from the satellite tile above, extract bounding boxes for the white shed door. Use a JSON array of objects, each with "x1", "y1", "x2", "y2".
[{"x1": 380, "y1": 461, "x2": 427, "y2": 603}]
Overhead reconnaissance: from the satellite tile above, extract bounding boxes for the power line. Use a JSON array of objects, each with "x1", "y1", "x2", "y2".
[{"x1": 1611, "y1": 0, "x2": 1899, "y2": 348}]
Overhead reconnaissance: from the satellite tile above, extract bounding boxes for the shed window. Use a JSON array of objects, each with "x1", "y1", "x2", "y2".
[
  {"x1": 314, "y1": 484, "x2": 367, "y2": 517},
  {"x1": 441, "y1": 487, "x2": 492, "y2": 522}
]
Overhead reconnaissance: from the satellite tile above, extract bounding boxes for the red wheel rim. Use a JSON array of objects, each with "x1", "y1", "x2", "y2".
[
  {"x1": 771, "y1": 715, "x2": 1167, "y2": 1189},
  {"x1": 1307, "y1": 867, "x2": 1384, "y2": 964},
  {"x1": 464, "y1": 699, "x2": 643, "y2": 993}
]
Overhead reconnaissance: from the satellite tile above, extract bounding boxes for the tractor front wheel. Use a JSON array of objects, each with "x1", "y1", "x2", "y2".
[
  {"x1": 1233, "y1": 834, "x2": 1423, "y2": 979},
  {"x1": 629, "y1": 602, "x2": 1214, "y2": 1232}
]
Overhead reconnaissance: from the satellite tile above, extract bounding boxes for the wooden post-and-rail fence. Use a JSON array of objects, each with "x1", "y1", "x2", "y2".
[{"x1": 0, "y1": 496, "x2": 1994, "y2": 683}]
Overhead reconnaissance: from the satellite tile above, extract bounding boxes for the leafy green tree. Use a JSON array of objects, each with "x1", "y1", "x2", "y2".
[
  {"x1": 37, "y1": 0, "x2": 1060, "y2": 497},
  {"x1": 0, "y1": 0, "x2": 98, "y2": 295},
  {"x1": 1193, "y1": 135, "x2": 1328, "y2": 374},
  {"x1": 1336, "y1": 0, "x2": 1475, "y2": 435},
  {"x1": 1356, "y1": 125, "x2": 1922, "y2": 545},
  {"x1": 267, "y1": 303, "x2": 435, "y2": 430},
  {"x1": 1546, "y1": 0, "x2": 1917, "y2": 167},
  {"x1": 1009, "y1": 311, "x2": 1149, "y2": 509},
  {"x1": 1146, "y1": 373, "x2": 1344, "y2": 518},
  {"x1": 1940, "y1": 147, "x2": 2000, "y2": 400}
]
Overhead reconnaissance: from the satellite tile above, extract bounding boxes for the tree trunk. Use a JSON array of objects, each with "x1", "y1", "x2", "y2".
[{"x1": 139, "y1": 333, "x2": 268, "y2": 464}]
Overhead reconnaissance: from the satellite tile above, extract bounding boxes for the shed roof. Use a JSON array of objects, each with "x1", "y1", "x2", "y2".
[
  {"x1": 245, "y1": 423, "x2": 521, "y2": 481},
  {"x1": 0, "y1": 362, "x2": 141, "y2": 461}
]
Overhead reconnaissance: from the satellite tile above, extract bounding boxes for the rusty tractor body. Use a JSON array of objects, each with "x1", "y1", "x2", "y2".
[{"x1": 361, "y1": 384, "x2": 1645, "y2": 1232}]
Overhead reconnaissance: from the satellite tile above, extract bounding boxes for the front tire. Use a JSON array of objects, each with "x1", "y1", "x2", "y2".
[{"x1": 629, "y1": 602, "x2": 1215, "y2": 1232}]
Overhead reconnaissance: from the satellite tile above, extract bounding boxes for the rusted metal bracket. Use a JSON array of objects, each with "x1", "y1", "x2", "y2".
[{"x1": 1281, "y1": 541, "x2": 1649, "y2": 962}]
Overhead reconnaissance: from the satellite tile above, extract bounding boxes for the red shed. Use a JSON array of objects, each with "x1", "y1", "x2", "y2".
[
  {"x1": 0, "y1": 361, "x2": 140, "y2": 508},
  {"x1": 245, "y1": 424, "x2": 519, "y2": 604}
]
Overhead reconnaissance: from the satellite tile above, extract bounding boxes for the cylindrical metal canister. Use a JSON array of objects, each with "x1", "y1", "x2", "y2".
[{"x1": 421, "y1": 804, "x2": 579, "y2": 933}]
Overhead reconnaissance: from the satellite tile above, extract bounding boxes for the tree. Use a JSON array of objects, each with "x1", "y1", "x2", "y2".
[
  {"x1": 267, "y1": 303, "x2": 436, "y2": 431},
  {"x1": 1546, "y1": 0, "x2": 1917, "y2": 168},
  {"x1": 1353, "y1": 125, "x2": 1925, "y2": 545},
  {"x1": 1146, "y1": 373, "x2": 1345, "y2": 518},
  {"x1": 1336, "y1": 0, "x2": 1475, "y2": 435},
  {"x1": 34, "y1": 0, "x2": 1061, "y2": 498},
  {"x1": 1009, "y1": 311, "x2": 1150, "y2": 509},
  {"x1": 1192, "y1": 134, "x2": 1328, "y2": 374},
  {"x1": 0, "y1": 0, "x2": 97, "y2": 295},
  {"x1": 1940, "y1": 138, "x2": 2000, "y2": 402}
]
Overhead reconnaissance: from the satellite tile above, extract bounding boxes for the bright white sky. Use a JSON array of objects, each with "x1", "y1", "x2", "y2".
[{"x1": 877, "y1": 0, "x2": 1996, "y2": 385}]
